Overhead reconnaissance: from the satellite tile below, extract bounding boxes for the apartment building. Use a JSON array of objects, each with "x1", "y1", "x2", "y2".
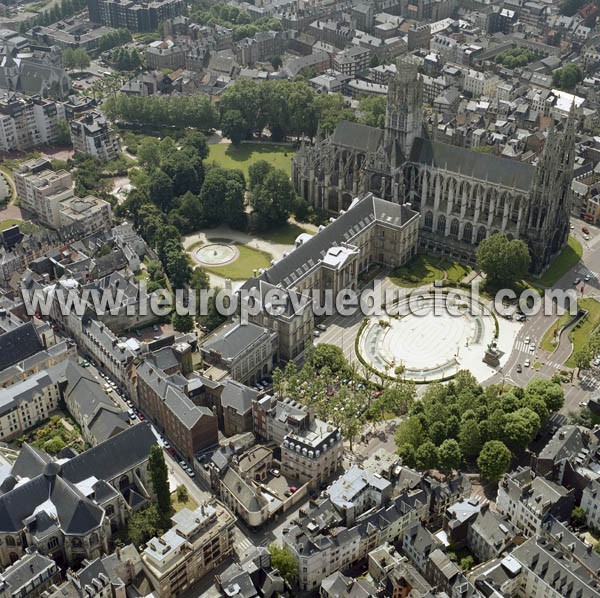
[
  {"x1": 463, "y1": 68, "x2": 500, "y2": 98},
  {"x1": 253, "y1": 395, "x2": 309, "y2": 445},
  {"x1": 136, "y1": 361, "x2": 218, "y2": 461},
  {"x1": 58, "y1": 195, "x2": 112, "y2": 236},
  {"x1": 333, "y1": 46, "x2": 371, "y2": 76},
  {"x1": 13, "y1": 158, "x2": 72, "y2": 228},
  {"x1": 581, "y1": 479, "x2": 600, "y2": 530},
  {"x1": 145, "y1": 39, "x2": 186, "y2": 70},
  {"x1": 0, "y1": 94, "x2": 66, "y2": 152},
  {"x1": 496, "y1": 467, "x2": 575, "y2": 537},
  {"x1": 281, "y1": 415, "x2": 343, "y2": 490},
  {"x1": 0, "y1": 552, "x2": 61, "y2": 597},
  {"x1": 88, "y1": 0, "x2": 184, "y2": 32},
  {"x1": 0, "y1": 370, "x2": 61, "y2": 441},
  {"x1": 13, "y1": 157, "x2": 111, "y2": 233},
  {"x1": 141, "y1": 502, "x2": 236, "y2": 597},
  {"x1": 70, "y1": 110, "x2": 120, "y2": 162}
]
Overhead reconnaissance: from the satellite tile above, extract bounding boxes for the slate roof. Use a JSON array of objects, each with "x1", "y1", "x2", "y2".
[
  {"x1": 202, "y1": 322, "x2": 272, "y2": 361},
  {"x1": 10, "y1": 443, "x2": 52, "y2": 480},
  {"x1": 243, "y1": 194, "x2": 417, "y2": 292},
  {"x1": 1, "y1": 552, "x2": 57, "y2": 593},
  {"x1": 220, "y1": 380, "x2": 258, "y2": 416},
  {"x1": 331, "y1": 121, "x2": 384, "y2": 153},
  {"x1": 60, "y1": 422, "x2": 157, "y2": 484},
  {"x1": 410, "y1": 137, "x2": 535, "y2": 191},
  {"x1": 0, "y1": 321, "x2": 44, "y2": 371}
]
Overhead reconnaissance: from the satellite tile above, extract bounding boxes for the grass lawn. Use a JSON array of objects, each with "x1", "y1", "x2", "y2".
[
  {"x1": 202, "y1": 243, "x2": 272, "y2": 280},
  {"x1": 440, "y1": 259, "x2": 470, "y2": 284},
  {"x1": 171, "y1": 490, "x2": 197, "y2": 513},
  {"x1": 207, "y1": 143, "x2": 294, "y2": 178},
  {"x1": 255, "y1": 222, "x2": 312, "y2": 245},
  {"x1": 389, "y1": 254, "x2": 444, "y2": 287},
  {"x1": 540, "y1": 311, "x2": 572, "y2": 353},
  {"x1": 531, "y1": 236, "x2": 582, "y2": 288},
  {"x1": 0, "y1": 219, "x2": 38, "y2": 233},
  {"x1": 565, "y1": 298, "x2": 600, "y2": 367}
]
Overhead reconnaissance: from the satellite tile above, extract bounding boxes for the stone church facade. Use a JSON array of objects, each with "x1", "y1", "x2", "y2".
[{"x1": 292, "y1": 62, "x2": 575, "y2": 274}]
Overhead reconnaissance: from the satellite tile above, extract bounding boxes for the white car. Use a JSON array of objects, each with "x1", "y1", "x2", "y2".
[
  {"x1": 524, "y1": 337, "x2": 530, "y2": 345},
  {"x1": 524, "y1": 359, "x2": 531, "y2": 368},
  {"x1": 529, "y1": 343, "x2": 536, "y2": 352}
]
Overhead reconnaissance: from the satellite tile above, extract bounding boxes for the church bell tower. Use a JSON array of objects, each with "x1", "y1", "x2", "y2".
[{"x1": 384, "y1": 61, "x2": 423, "y2": 158}]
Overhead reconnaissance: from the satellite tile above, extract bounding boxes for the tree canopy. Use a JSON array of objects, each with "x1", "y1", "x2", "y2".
[{"x1": 476, "y1": 232, "x2": 531, "y2": 287}]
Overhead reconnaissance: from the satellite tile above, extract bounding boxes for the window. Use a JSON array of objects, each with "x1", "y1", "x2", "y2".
[
  {"x1": 48, "y1": 537, "x2": 59, "y2": 550},
  {"x1": 6, "y1": 536, "x2": 15, "y2": 546}
]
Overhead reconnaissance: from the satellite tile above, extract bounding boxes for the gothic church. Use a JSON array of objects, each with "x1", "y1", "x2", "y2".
[{"x1": 292, "y1": 62, "x2": 575, "y2": 274}]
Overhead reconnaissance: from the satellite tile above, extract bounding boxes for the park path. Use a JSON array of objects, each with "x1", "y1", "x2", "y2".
[{"x1": 183, "y1": 225, "x2": 297, "y2": 289}]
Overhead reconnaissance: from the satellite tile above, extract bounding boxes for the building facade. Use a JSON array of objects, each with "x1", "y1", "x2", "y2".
[{"x1": 70, "y1": 110, "x2": 120, "y2": 162}]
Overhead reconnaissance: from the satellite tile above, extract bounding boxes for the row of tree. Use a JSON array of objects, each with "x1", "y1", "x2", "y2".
[
  {"x1": 272, "y1": 344, "x2": 416, "y2": 451},
  {"x1": 20, "y1": 0, "x2": 86, "y2": 30},
  {"x1": 98, "y1": 28, "x2": 133, "y2": 52},
  {"x1": 103, "y1": 94, "x2": 219, "y2": 130},
  {"x1": 395, "y1": 372, "x2": 564, "y2": 480}
]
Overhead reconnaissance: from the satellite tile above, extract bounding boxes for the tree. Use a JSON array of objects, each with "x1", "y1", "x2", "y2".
[
  {"x1": 305, "y1": 344, "x2": 347, "y2": 373},
  {"x1": 397, "y1": 443, "x2": 416, "y2": 468},
  {"x1": 184, "y1": 130, "x2": 209, "y2": 160},
  {"x1": 251, "y1": 169, "x2": 297, "y2": 227},
  {"x1": 149, "y1": 169, "x2": 174, "y2": 212},
  {"x1": 248, "y1": 160, "x2": 274, "y2": 191},
  {"x1": 524, "y1": 378, "x2": 564, "y2": 411},
  {"x1": 176, "y1": 484, "x2": 189, "y2": 503},
  {"x1": 574, "y1": 346, "x2": 592, "y2": 377},
  {"x1": 56, "y1": 121, "x2": 72, "y2": 146},
  {"x1": 271, "y1": 55, "x2": 283, "y2": 70},
  {"x1": 221, "y1": 109, "x2": 248, "y2": 145},
  {"x1": 148, "y1": 445, "x2": 172, "y2": 524},
  {"x1": 172, "y1": 312, "x2": 194, "y2": 333},
  {"x1": 396, "y1": 416, "x2": 426, "y2": 450},
  {"x1": 477, "y1": 440, "x2": 511, "y2": 481},
  {"x1": 438, "y1": 439, "x2": 462, "y2": 472},
  {"x1": 268, "y1": 544, "x2": 296, "y2": 585},
  {"x1": 552, "y1": 64, "x2": 583, "y2": 90},
  {"x1": 460, "y1": 555, "x2": 475, "y2": 571},
  {"x1": 571, "y1": 505, "x2": 586, "y2": 527},
  {"x1": 128, "y1": 505, "x2": 163, "y2": 546},
  {"x1": 459, "y1": 419, "x2": 483, "y2": 458},
  {"x1": 503, "y1": 408, "x2": 540, "y2": 450},
  {"x1": 137, "y1": 138, "x2": 161, "y2": 170},
  {"x1": 416, "y1": 440, "x2": 439, "y2": 470},
  {"x1": 476, "y1": 233, "x2": 531, "y2": 287}
]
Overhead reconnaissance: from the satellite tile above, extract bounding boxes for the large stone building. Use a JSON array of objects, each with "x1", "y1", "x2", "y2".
[{"x1": 292, "y1": 61, "x2": 576, "y2": 274}]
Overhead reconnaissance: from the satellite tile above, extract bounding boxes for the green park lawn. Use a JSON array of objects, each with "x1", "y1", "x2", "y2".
[
  {"x1": 540, "y1": 311, "x2": 571, "y2": 353},
  {"x1": 255, "y1": 222, "x2": 313, "y2": 245},
  {"x1": 565, "y1": 298, "x2": 600, "y2": 368},
  {"x1": 207, "y1": 143, "x2": 294, "y2": 178},
  {"x1": 532, "y1": 236, "x2": 582, "y2": 288},
  {"x1": 0, "y1": 219, "x2": 38, "y2": 233},
  {"x1": 440, "y1": 259, "x2": 470, "y2": 284},
  {"x1": 389, "y1": 254, "x2": 445, "y2": 287},
  {"x1": 202, "y1": 243, "x2": 272, "y2": 280}
]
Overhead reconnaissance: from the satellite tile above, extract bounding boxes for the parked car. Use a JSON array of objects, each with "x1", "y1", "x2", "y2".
[
  {"x1": 583, "y1": 226, "x2": 590, "y2": 234},
  {"x1": 574, "y1": 278, "x2": 581, "y2": 285},
  {"x1": 316, "y1": 324, "x2": 327, "y2": 331},
  {"x1": 516, "y1": 314, "x2": 526, "y2": 322},
  {"x1": 313, "y1": 330, "x2": 321, "y2": 337},
  {"x1": 269, "y1": 468, "x2": 280, "y2": 477}
]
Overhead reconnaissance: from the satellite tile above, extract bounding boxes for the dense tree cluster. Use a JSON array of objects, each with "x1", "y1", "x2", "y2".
[
  {"x1": 98, "y1": 29, "x2": 133, "y2": 52},
  {"x1": 552, "y1": 64, "x2": 583, "y2": 90},
  {"x1": 112, "y1": 47, "x2": 144, "y2": 72},
  {"x1": 395, "y1": 372, "x2": 564, "y2": 477},
  {"x1": 218, "y1": 79, "x2": 355, "y2": 143},
  {"x1": 248, "y1": 161, "x2": 297, "y2": 228},
  {"x1": 272, "y1": 344, "x2": 415, "y2": 450},
  {"x1": 495, "y1": 47, "x2": 539, "y2": 68},
  {"x1": 103, "y1": 94, "x2": 218, "y2": 130},
  {"x1": 62, "y1": 48, "x2": 91, "y2": 71},
  {"x1": 190, "y1": 2, "x2": 281, "y2": 41},
  {"x1": 476, "y1": 232, "x2": 531, "y2": 288}
]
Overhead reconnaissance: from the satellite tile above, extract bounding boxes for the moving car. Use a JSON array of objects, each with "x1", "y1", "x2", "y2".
[
  {"x1": 516, "y1": 364, "x2": 522, "y2": 373},
  {"x1": 574, "y1": 278, "x2": 581, "y2": 285},
  {"x1": 316, "y1": 324, "x2": 327, "y2": 331},
  {"x1": 524, "y1": 359, "x2": 531, "y2": 368}
]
